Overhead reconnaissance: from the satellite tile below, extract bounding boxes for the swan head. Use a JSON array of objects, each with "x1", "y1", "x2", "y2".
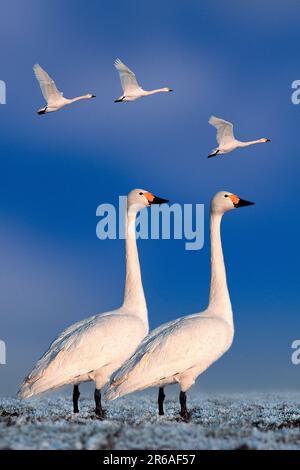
[
  {"x1": 87, "y1": 93, "x2": 96, "y2": 98},
  {"x1": 211, "y1": 191, "x2": 254, "y2": 215},
  {"x1": 261, "y1": 138, "x2": 271, "y2": 142},
  {"x1": 127, "y1": 189, "x2": 169, "y2": 214}
]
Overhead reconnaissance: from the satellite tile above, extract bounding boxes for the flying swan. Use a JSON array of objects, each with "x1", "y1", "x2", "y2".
[
  {"x1": 114, "y1": 58, "x2": 173, "y2": 102},
  {"x1": 106, "y1": 191, "x2": 254, "y2": 420},
  {"x1": 33, "y1": 64, "x2": 96, "y2": 114},
  {"x1": 208, "y1": 116, "x2": 270, "y2": 158},
  {"x1": 19, "y1": 189, "x2": 168, "y2": 418}
]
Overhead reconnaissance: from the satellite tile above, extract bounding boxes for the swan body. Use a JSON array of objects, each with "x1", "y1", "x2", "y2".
[
  {"x1": 106, "y1": 191, "x2": 254, "y2": 419},
  {"x1": 114, "y1": 59, "x2": 173, "y2": 102},
  {"x1": 208, "y1": 116, "x2": 270, "y2": 158},
  {"x1": 19, "y1": 189, "x2": 168, "y2": 417},
  {"x1": 33, "y1": 64, "x2": 96, "y2": 114}
]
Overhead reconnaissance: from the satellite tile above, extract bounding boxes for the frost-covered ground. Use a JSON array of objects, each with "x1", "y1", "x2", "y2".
[{"x1": 0, "y1": 392, "x2": 300, "y2": 450}]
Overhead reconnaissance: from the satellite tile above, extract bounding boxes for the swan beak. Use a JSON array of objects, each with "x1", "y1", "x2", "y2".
[
  {"x1": 168, "y1": 88, "x2": 173, "y2": 92},
  {"x1": 91, "y1": 94, "x2": 96, "y2": 98},
  {"x1": 266, "y1": 138, "x2": 271, "y2": 142},
  {"x1": 144, "y1": 192, "x2": 169, "y2": 205},
  {"x1": 233, "y1": 197, "x2": 255, "y2": 208},
  {"x1": 150, "y1": 196, "x2": 169, "y2": 205}
]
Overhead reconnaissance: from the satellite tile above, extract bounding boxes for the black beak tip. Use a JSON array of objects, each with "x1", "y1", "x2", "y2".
[
  {"x1": 169, "y1": 89, "x2": 173, "y2": 92},
  {"x1": 151, "y1": 197, "x2": 169, "y2": 205},
  {"x1": 235, "y1": 199, "x2": 255, "y2": 208},
  {"x1": 266, "y1": 139, "x2": 271, "y2": 142},
  {"x1": 91, "y1": 94, "x2": 96, "y2": 98}
]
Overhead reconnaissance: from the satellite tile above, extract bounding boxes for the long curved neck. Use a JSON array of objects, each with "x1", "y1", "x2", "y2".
[
  {"x1": 145, "y1": 88, "x2": 169, "y2": 96},
  {"x1": 122, "y1": 209, "x2": 148, "y2": 325},
  {"x1": 69, "y1": 95, "x2": 90, "y2": 103},
  {"x1": 208, "y1": 212, "x2": 233, "y2": 324},
  {"x1": 238, "y1": 139, "x2": 262, "y2": 147}
]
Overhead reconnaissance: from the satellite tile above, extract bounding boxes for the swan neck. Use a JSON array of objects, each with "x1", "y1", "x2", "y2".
[
  {"x1": 238, "y1": 139, "x2": 262, "y2": 147},
  {"x1": 122, "y1": 209, "x2": 148, "y2": 325},
  {"x1": 208, "y1": 212, "x2": 233, "y2": 322},
  {"x1": 145, "y1": 88, "x2": 168, "y2": 96},
  {"x1": 69, "y1": 95, "x2": 89, "y2": 103}
]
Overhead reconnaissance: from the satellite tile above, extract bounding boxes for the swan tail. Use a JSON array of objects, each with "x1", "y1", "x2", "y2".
[
  {"x1": 18, "y1": 372, "x2": 72, "y2": 399},
  {"x1": 105, "y1": 375, "x2": 151, "y2": 401}
]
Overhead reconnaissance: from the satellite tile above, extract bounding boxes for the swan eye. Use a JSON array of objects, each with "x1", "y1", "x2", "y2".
[
  {"x1": 224, "y1": 195, "x2": 228, "y2": 198},
  {"x1": 139, "y1": 192, "x2": 143, "y2": 195}
]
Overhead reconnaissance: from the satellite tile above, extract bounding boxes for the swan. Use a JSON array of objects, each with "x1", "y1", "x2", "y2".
[
  {"x1": 105, "y1": 191, "x2": 254, "y2": 420},
  {"x1": 114, "y1": 59, "x2": 173, "y2": 102},
  {"x1": 208, "y1": 116, "x2": 270, "y2": 158},
  {"x1": 19, "y1": 189, "x2": 168, "y2": 418},
  {"x1": 33, "y1": 64, "x2": 96, "y2": 114}
]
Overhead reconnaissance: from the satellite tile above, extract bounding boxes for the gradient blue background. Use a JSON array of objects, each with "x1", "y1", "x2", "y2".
[{"x1": 0, "y1": 0, "x2": 299, "y2": 396}]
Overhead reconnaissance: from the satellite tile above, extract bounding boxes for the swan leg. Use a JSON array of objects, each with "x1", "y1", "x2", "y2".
[
  {"x1": 73, "y1": 384, "x2": 80, "y2": 413},
  {"x1": 94, "y1": 388, "x2": 105, "y2": 419},
  {"x1": 37, "y1": 107, "x2": 47, "y2": 115},
  {"x1": 114, "y1": 96, "x2": 125, "y2": 103},
  {"x1": 208, "y1": 149, "x2": 220, "y2": 158},
  {"x1": 179, "y1": 391, "x2": 191, "y2": 421},
  {"x1": 158, "y1": 387, "x2": 165, "y2": 416}
]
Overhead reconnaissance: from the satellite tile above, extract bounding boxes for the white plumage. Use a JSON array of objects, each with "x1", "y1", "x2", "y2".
[
  {"x1": 114, "y1": 59, "x2": 173, "y2": 102},
  {"x1": 106, "y1": 191, "x2": 254, "y2": 419},
  {"x1": 208, "y1": 115, "x2": 270, "y2": 158},
  {"x1": 33, "y1": 64, "x2": 96, "y2": 114},
  {"x1": 19, "y1": 189, "x2": 168, "y2": 417},
  {"x1": 19, "y1": 310, "x2": 147, "y2": 398}
]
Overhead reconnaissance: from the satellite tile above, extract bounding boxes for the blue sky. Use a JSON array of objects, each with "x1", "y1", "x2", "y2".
[{"x1": 0, "y1": 0, "x2": 300, "y2": 396}]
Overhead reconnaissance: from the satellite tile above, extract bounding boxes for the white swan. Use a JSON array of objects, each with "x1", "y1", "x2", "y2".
[
  {"x1": 114, "y1": 59, "x2": 173, "y2": 102},
  {"x1": 208, "y1": 116, "x2": 270, "y2": 158},
  {"x1": 19, "y1": 189, "x2": 168, "y2": 418},
  {"x1": 33, "y1": 64, "x2": 96, "y2": 114},
  {"x1": 106, "y1": 191, "x2": 254, "y2": 420}
]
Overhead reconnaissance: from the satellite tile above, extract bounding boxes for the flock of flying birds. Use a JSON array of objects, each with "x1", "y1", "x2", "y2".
[{"x1": 17, "y1": 59, "x2": 270, "y2": 421}]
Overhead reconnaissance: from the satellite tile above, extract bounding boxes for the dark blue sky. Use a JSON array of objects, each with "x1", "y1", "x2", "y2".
[{"x1": 0, "y1": 0, "x2": 300, "y2": 396}]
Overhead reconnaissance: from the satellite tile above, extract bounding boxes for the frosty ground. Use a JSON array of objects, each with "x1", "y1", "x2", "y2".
[{"x1": 0, "y1": 392, "x2": 300, "y2": 450}]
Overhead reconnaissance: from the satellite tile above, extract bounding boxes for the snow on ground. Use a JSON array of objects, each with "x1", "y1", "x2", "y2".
[{"x1": 0, "y1": 392, "x2": 300, "y2": 450}]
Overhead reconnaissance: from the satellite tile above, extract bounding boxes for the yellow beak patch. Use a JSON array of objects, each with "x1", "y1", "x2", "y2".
[
  {"x1": 229, "y1": 194, "x2": 240, "y2": 205},
  {"x1": 144, "y1": 192, "x2": 155, "y2": 202}
]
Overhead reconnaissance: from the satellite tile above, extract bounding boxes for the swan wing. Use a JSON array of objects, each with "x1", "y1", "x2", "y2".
[
  {"x1": 114, "y1": 58, "x2": 142, "y2": 93},
  {"x1": 108, "y1": 314, "x2": 232, "y2": 398},
  {"x1": 19, "y1": 312, "x2": 142, "y2": 397},
  {"x1": 209, "y1": 116, "x2": 235, "y2": 145},
  {"x1": 33, "y1": 64, "x2": 63, "y2": 103}
]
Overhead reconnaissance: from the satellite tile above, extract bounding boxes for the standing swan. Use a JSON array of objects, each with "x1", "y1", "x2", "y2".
[
  {"x1": 106, "y1": 191, "x2": 254, "y2": 420},
  {"x1": 208, "y1": 116, "x2": 270, "y2": 158},
  {"x1": 19, "y1": 189, "x2": 168, "y2": 418},
  {"x1": 114, "y1": 59, "x2": 173, "y2": 102},
  {"x1": 33, "y1": 64, "x2": 96, "y2": 114}
]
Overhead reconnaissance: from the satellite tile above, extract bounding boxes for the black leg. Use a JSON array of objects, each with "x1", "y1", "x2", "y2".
[
  {"x1": 73, "y1": 384, "x2": 80, "y2": 413},
  {"x1": 94, "y1": 388, "x2": 105, "y2": 419},
  {"x1": 158, "y1": 387, "x2": 165, "y2": 416},
  {"x1": 114, "y1": 96, "x2": 125, "y2": 103},
  {"x1": 179, "y1": 391, "x2": 191, "y2": 421},
  {"x1": 208, "y1": 150, "x2": 220, "y2": 158}
]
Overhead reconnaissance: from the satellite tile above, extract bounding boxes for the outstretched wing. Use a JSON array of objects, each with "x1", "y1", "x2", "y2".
[
  {"x1": 209, "y1": 116, "x2": 235, "y2": 145},
  {"x1": 114, "y1": 59, "x2": 142, "y2": 93},
  {"x1": 33, "y1": 64, "x2": 63, "y2": 103}
]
